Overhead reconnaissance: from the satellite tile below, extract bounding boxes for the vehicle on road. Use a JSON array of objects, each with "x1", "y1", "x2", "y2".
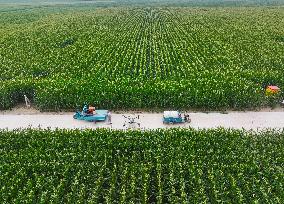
[
  {"x1": 73, "y1": 105, "x2": 108, "y2": 123},
  {"x1": 163, "y1": 111, "x2": 191, "y2": 124}
]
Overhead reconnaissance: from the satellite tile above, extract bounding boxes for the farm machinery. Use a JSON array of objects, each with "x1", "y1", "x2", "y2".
[
  {"x1": 122, "y1": 115, "x2": 141, "y2": 129},
  {"x1": 73, "y1": 105, "x2": 192, "y2": 127},
  {"x1": 73, "y1": 105, "x2": 109, "y2": 123},
  {"x1": 163, "y1": 111, "x2": 191, "y2": 124}
]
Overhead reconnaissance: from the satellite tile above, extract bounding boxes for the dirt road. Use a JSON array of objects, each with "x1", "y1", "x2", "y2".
[{"x1": 1, "y1": 111, "x2": 284, "y2": 130}]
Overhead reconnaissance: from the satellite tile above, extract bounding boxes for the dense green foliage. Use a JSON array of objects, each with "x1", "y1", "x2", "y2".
[
  {"x1": 1, "y1": 128, "x2": 284, "y2": 202},
  {"x1": 1, "y1": 0, "x2": 284, "y2": 8},
  {"x1": 0, "y1": 6, "x2": 284, "y2": 110}
]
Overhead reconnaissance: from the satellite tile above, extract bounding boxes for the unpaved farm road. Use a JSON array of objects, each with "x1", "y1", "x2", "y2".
[{"x1": 1, "y1": 111, "x2": 284, "y2": 130}]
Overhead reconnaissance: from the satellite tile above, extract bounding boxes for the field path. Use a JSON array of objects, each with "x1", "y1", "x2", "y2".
[{"x1": 1, "y1": 110, "x2": 284, "y2": 130}]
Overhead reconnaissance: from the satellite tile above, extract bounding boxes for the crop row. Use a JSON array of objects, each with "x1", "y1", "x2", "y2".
[
  {"x1": 0, "y1": 76, "x2": 263, "y2": 110},
  {"x1": 1, "y1": 128, "x2": 284, "y2": 203},
  {"x1": 0, "y1": 7, "x2": 284, "y2": 110}
]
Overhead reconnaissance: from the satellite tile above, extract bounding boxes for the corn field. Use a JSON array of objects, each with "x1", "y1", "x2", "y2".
[
  {"x1": 1, "y1": 128, "x2": 284, "y2": 203},
  {"x1": 0, "y1": 7, "x2": 284, "y2": 110}
]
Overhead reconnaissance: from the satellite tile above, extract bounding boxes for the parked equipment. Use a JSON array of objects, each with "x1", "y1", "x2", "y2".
[
  {"x1": 73, "y1": 105, "x2": 108, "y2": 123},
  {"x1": 163, "y1": 111, "x2": 191, "y2": 124}
]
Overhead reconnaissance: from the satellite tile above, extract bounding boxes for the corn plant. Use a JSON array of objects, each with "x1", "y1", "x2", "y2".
[{"x1": 1, "y1": 128, "x2": 284, "y2": 202}]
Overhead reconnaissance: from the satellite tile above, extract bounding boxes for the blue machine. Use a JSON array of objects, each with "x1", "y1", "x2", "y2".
[
  {"x1": 73, "y1": 107, "x2": 108, "y2": 123},
  {"x1": 163, "y1": 111, "x2": 190, "y2": 124}
]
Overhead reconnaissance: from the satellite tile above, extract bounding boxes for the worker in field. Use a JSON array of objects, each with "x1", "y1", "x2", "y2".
[
  {"x1": 88, "y1": 106, "x2": 95, "y2": 114},
  {"x1": 82, "y1": 105, "x2": 88, "y2": 115},
  {"x1": 107, "y1": 111, "x2": 112, "y2": 124}
]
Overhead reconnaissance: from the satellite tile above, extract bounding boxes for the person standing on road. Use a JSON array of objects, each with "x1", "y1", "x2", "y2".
[{"x1": 107, "y1": 111, "x2": 112, "y2": 125}]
